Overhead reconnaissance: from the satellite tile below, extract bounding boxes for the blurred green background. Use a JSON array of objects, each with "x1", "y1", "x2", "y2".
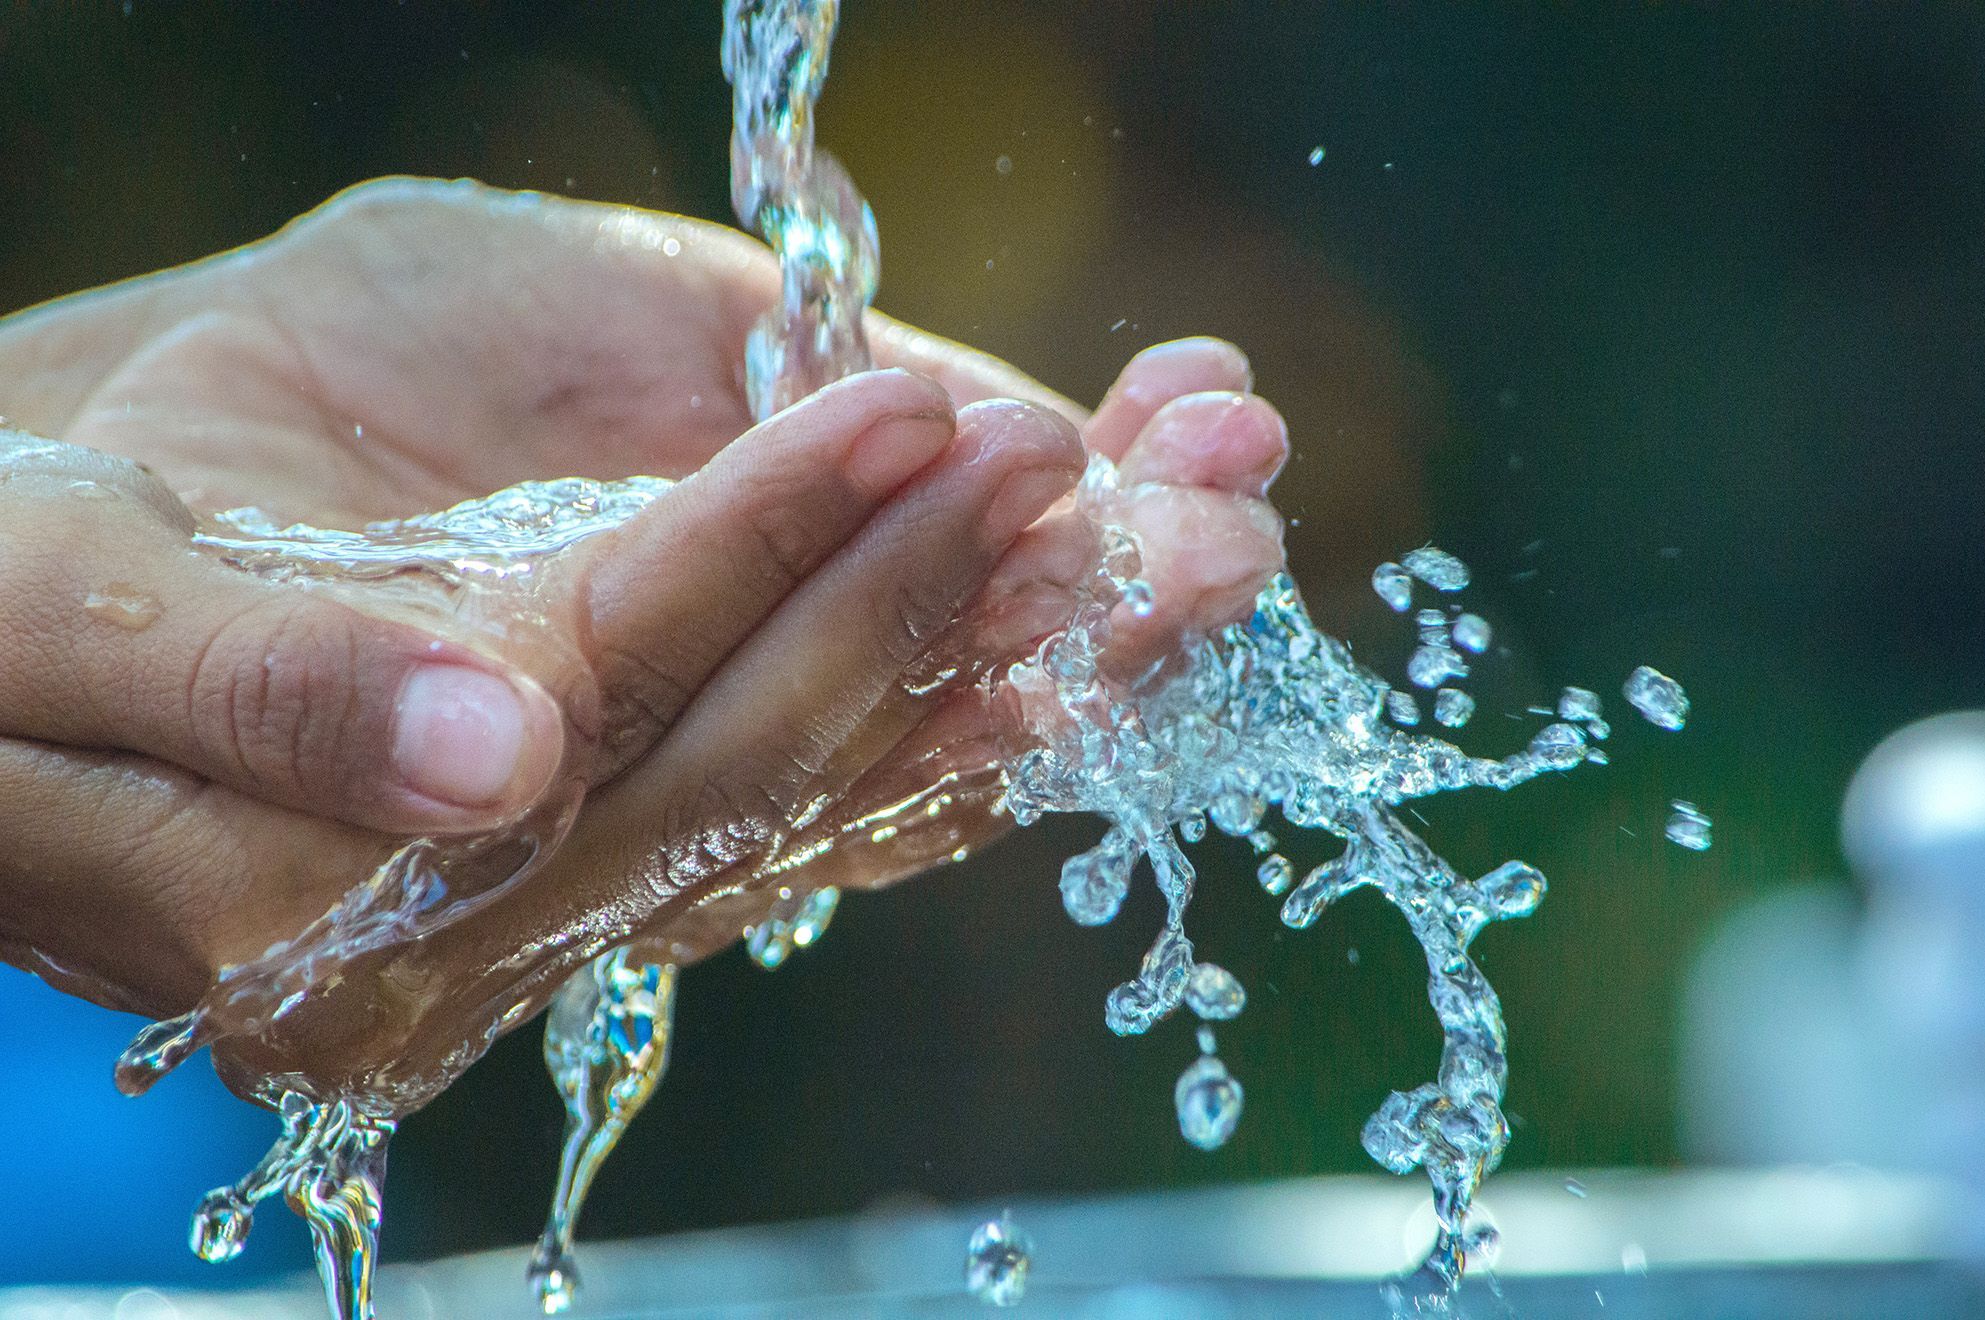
[{"x1": 0, "y1": 0, "x2": 1981, "y2": 1283}]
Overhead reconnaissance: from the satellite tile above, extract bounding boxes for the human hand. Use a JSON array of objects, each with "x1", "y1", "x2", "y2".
[{"x1": 0, "y1": 179, "x2": 1286, "y2": 1104}]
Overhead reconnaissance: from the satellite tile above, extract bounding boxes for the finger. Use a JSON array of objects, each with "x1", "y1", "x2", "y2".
[
  {"x1": 866, "y1": 311, "x2": 1087, "y2": 425},
  {"x1": 1116, "y1": 391, "x2": 1289, "y2": 498},
  {"x1": 0, "y1": 736, "x2": 385, "y2": 1019},
  {"x1": 1105, "y1": 484, "x2": 1286, "y2": 677},
  {"x1": 210, "y1": 401, "x2": 1088, "y2": 1095},
  {"x1": 575, "y1": 368, "x2": 960, "y2": 771},
  {"x1": 0, "y1": 437, "x2": 567, "y2": 836},
  {"x1": 1083, "y1": 337, "x2": 1253, "y2": 461},
  {"x1": 657, "y1": 399, "x2": 1085, "y2": 829},
  {"x1": 519, "y1": 399, "x2": 1082, "y2": 926}
]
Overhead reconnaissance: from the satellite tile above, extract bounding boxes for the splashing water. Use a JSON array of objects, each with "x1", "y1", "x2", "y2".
[
  {"x1": 78, "y1": 3, "x2": 1705, "y2": 1314},
  {"x1": 993, "y1": 518, "x2": 1678, "y2": 1299},
  {"x1": 189, "y1": 1093, "x2": 392, "y2": 1320},
  {"x1": 528, "y1": 952, "x2": 679, "y2": 1314}
]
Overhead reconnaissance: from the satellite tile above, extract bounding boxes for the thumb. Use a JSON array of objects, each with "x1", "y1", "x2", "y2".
[{"x1": 0, "y1": 435, "x2": 566, "y2": 835}]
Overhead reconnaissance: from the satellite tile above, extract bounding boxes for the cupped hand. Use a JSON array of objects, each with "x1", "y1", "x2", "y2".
[{"x1": 0, "y1": 179, "x2": 1287, "y2": 1104}]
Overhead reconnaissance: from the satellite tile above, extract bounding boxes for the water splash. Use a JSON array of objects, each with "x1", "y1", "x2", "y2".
[
  {"x1": 996, "y1": 517, "x2": 1662, "y2": 1295},
  {"x1": 190, "y1": 1092, "x2": 393, "y2": 1320},
  {"x1": 528, "y1": 952, "x2": 679, "y2": 1314},
  {"x1": 81, "y1": 4, "x2": 1701, "y2": 1312}
]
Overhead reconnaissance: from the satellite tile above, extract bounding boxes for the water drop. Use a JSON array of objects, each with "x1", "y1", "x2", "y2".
[
  {"x1": 1407, "y1": 643, "x2": 1467, "y2": 689},
  {"x1": 1623, "y1": 665, "x2": 1689, "y2": 730},
  {"x1": 84, "y1": 583, "x2": 161, "y2": 630},
  {"x1": 1564, "y1": 1176, "x2": 1589, "y2": 1198},
  {"x1": 1386, "y1": 689, "x2": 1421, "y2": 726},
  {"x1": 1452, "y1": 613, "x2": 1491, "y2": 653},
  {"x1": 1120, "y1": 579, "x2": 1155, "y2": 617},
  {"x1": 1371, "y1": 561, "x2": 1413, "y2": 611},
  {"x1": 190, "y1": 1189, "x2": 252, "y2": 1262},
  {"x1": 994, "y1": 154, "x2": 1013, "y2": 176},
  {"x1": 1186, "y1": 963, "x2": 1245, "y2": 1019},
  {"x1": 1061, "y1": 839, "x2": 1133, "y2": 926},
  {"x1": 1479, "y1": 861, "x2": 1546, "y2": 920},
  {"x1": 1558, "y1": 686, "x2": 1602, "y2": 722},
  {"x1": 965, "y1": 1215, "x2": 1030, "y2": 1307},
  {"x1": 1434, "y1": 688, "x2": 1475, "y2": 728},
  {"x1": 1307, "y1": 145, "x2": 1325, "y2": 166},
  {"x1": 1401, "y1": 545, "x2": 1470, "y2": 591},
  {"x1": 1256, "y1": 853, "x2": 1293, "y2": 896},
  {"x1": 1665, "y1": 800, "x2": 1712, "y2": 851},
  {"x1": 1175, "y1": 1053, "x2": 1243, "y2": 1150}
]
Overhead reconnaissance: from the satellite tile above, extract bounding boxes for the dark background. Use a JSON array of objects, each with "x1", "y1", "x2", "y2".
[{"x1": 0, "y1": 0, "x2": 1980, "y2": 1284}]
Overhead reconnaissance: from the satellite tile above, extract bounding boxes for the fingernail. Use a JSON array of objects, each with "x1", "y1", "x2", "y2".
[
  {"x1": 846, "y1": 408, "x2": 957, "y2": 495},
  {"x1": 1117, "y1": 338, "x2": 1253, "y2": 405},
  {"x1": 392, "y1": 665, "x2": 534, "y2": 808}
]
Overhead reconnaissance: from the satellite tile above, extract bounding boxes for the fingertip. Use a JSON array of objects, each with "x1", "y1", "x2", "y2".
[
  {"x1": 955, "y1": 400, "x2": 1087, "y2": 548},
  {"x1": 1086, "y1": 337, "x2": 1255, "y2": 460},
  {"x1": 1118, "y1": 391, "x2": 1290, "y2": 496}
]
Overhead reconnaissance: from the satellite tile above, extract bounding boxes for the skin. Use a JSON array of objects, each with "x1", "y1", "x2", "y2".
[{"x1": 0, "y1": 178, "x2": 1289, "y2": 1109}]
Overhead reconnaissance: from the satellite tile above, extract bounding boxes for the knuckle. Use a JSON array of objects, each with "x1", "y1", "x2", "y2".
[
  {"x1": 872, "y1": 556, "x2": 962, "y2": 671},
  {"x1": 187, "y1": 597, "x2": 364, "y2": 800},
  {"x1": 735, "y1": 472, "x2": 833, "y2": 593}
]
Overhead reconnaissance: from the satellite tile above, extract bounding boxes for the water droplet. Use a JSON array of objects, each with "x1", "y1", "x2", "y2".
[
  {"x1": 1386, "y1": 689, "x2": 1421, "y2": 726},
  {"x1": 994, "y1": 154, "x2": 1013, "y2": 175},
  {"x1": 1434, "y1": 688, "x2": 1475, "y2": 728},
  {"x1": 1256, "y1": 853, "x2": 1293, "y2": 896},
  {"x1": 1479, "y1": 861, "x2": 1546, "y2": 920},
  {"x1": 1665, "y1": 800, "x2": 1712, "y2": 851},
  {"x1": 1564, "y1": 1176, "x2": 1589, "y2": 1198},
  {"x1": 529, "y1": 1254, "x2": 577, "y2": 1313},
  {"x1": 1307, "y1": 145, "x2": 1325, "y2": 166},
  {"x1": 1371, "y1": 561, "x2": 1413, "y2": 611},
  {"x1": 190, "y1": 1189, "x2": 252, "y2": 1262},
  {"x1": 1120, "y1": 579, "x2": 1155, "y2": 617},
  {"x1": 1175, "y1": 1053, "x2": 1243, "y2": 1150},
  {"x1": 1452, "y1": 613, "x2": 1491, "y2": 653},
  {"x1": 1622, "y1": 1242, "x2": 1648, "y2": 1275},
  {"x1": 1061, "y1": 839, "x2": 1133, "y2": 926},
  {"x1": 1623, "y1": 665, "x2": 1689, "y2": 730},
  {"x1": 1558, "y1": 686, "x2": 1602, "y2": 722},
  {"x1": 84, "y1": 583, "x2": 161, "y2": 631},
  {"x1": 1401, "y1": 546, "x2": 1470, "y2": 591},
  {"x1": 1407, "y1": 643, "x2": 1467, "y2": 689},
  {"x1": 1186, "y1": 963, "x2": 1245, "y2": 1019},
  {"x1": 965, "y1": 1215, "x2": 1030, "y2": 1307},
  {"x1": 1208, "y1": 789, "x2": 1265, "y2": 836}
]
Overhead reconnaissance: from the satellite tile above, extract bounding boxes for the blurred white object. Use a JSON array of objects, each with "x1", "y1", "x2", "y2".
[{"x1": 1683, "y1": 711, "x2": 1985, "y2": 1253}]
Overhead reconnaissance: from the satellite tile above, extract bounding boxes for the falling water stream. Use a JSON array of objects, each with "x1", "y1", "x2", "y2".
[{"x1": 82, "y1": 2, "x2": 1704, "y2": 1316}]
